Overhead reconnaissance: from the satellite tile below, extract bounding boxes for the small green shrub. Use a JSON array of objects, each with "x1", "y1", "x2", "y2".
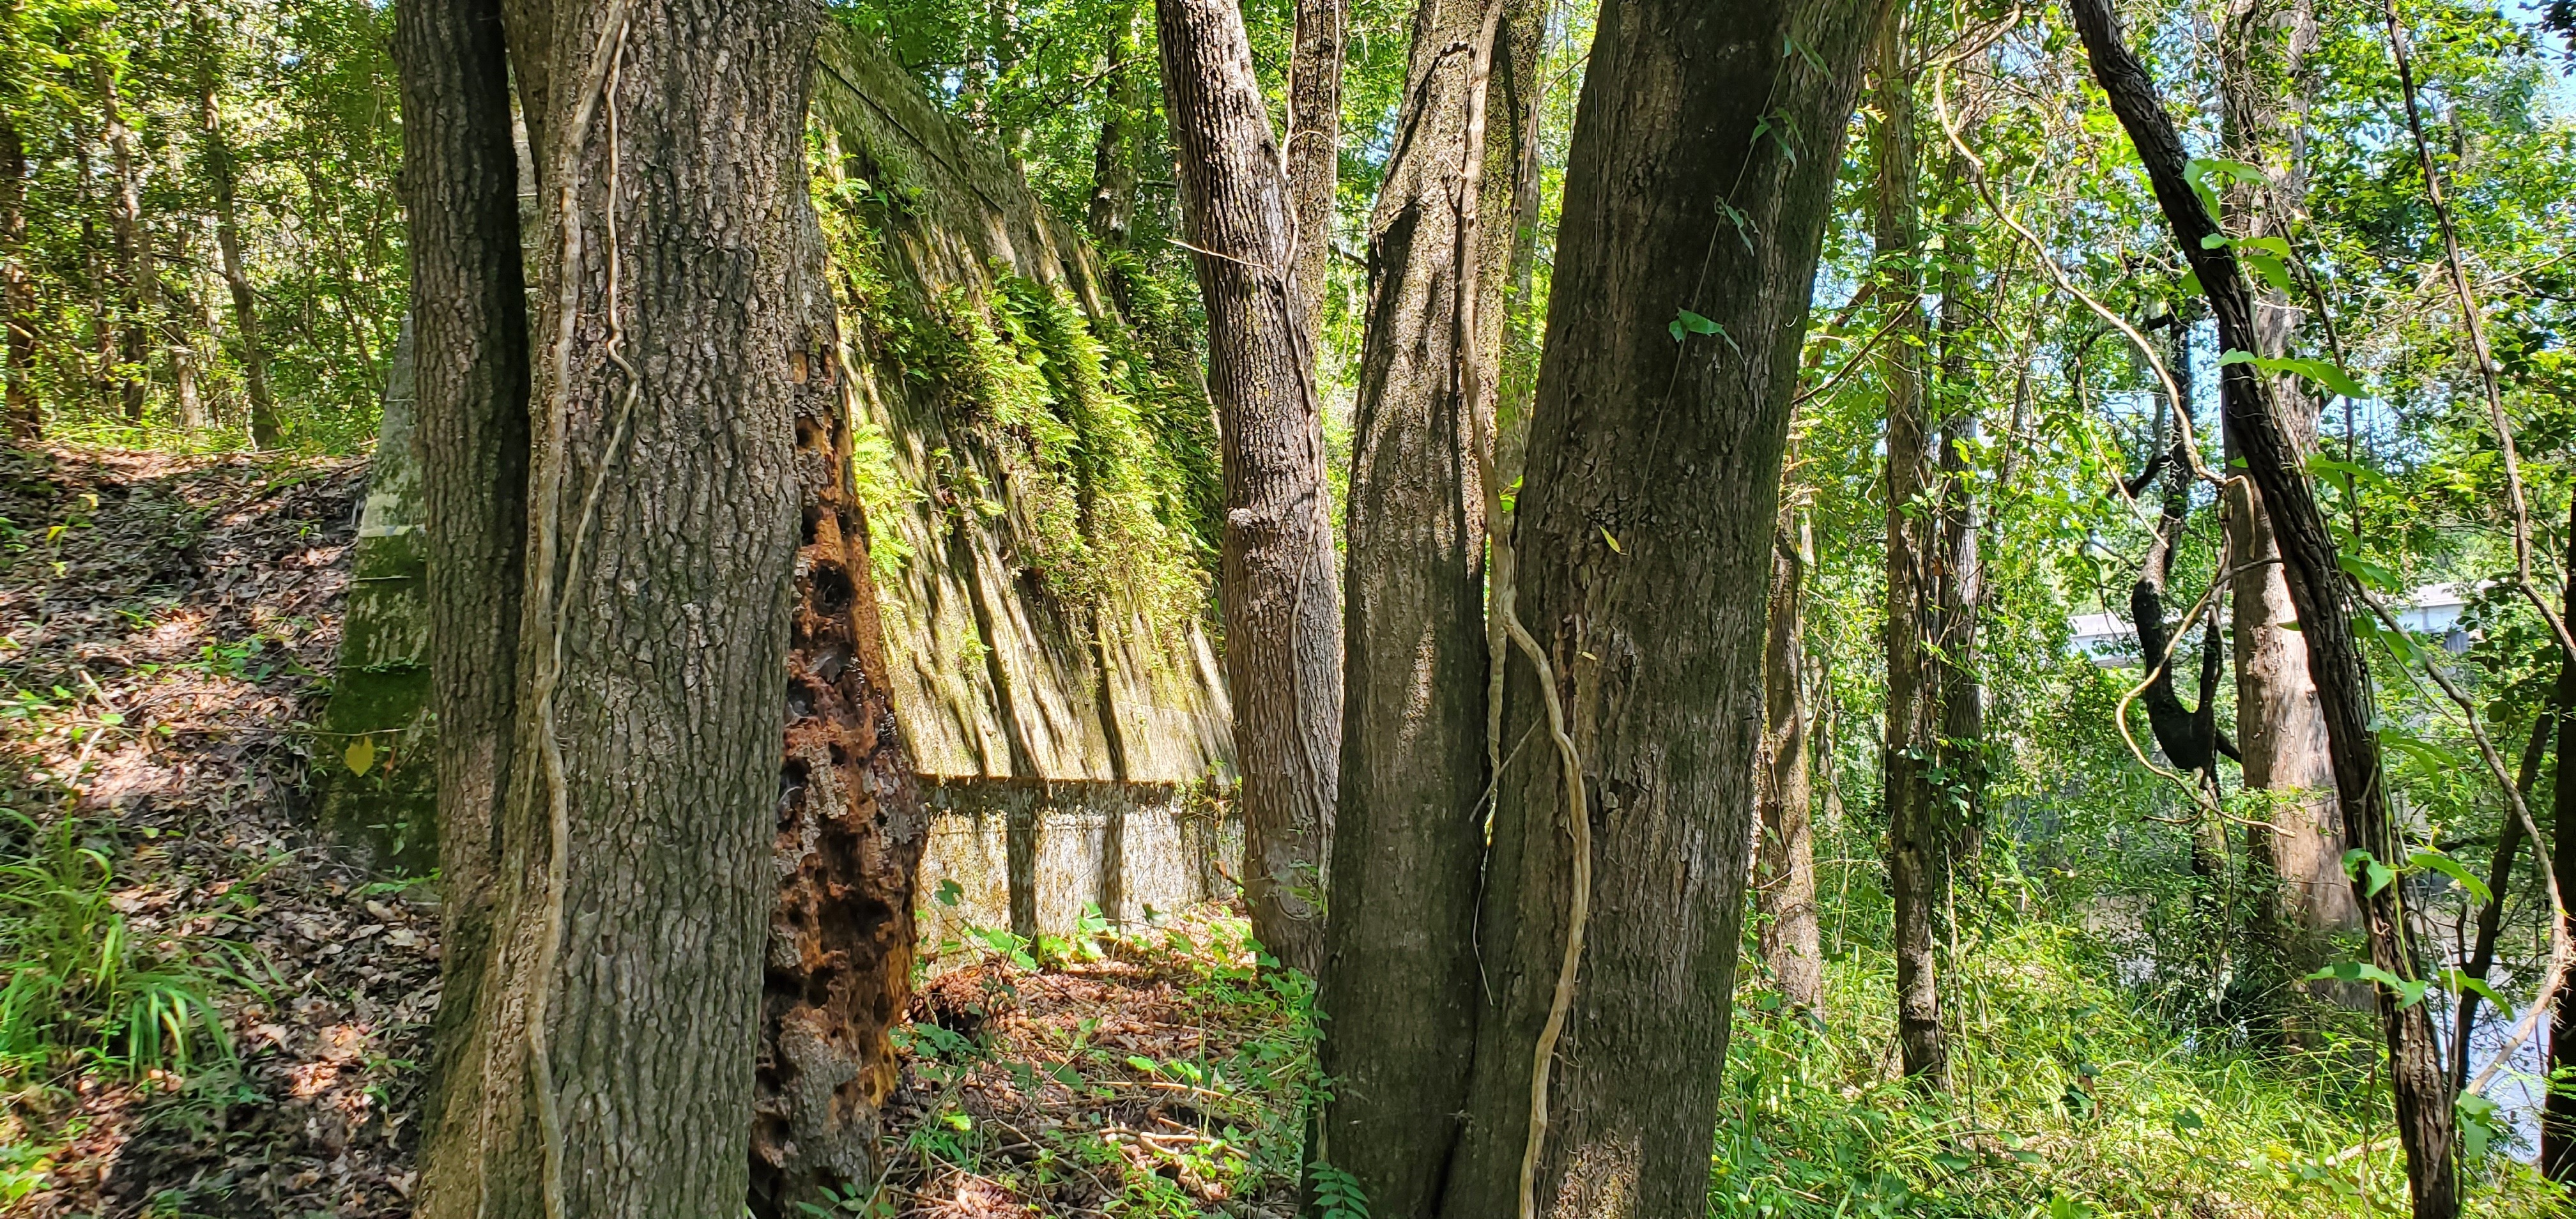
[{"x1": 0, "y1": 813, "x2": 256, "y2": 1078}]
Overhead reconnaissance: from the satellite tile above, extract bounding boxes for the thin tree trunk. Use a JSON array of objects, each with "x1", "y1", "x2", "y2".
[
  {"x1": 2071, "y1": 2, "x2": 2456, "y2": 1212},
  {"x1": 1285, "y1": 0, "x2": 1346, "y2": 349},
  {"x1": 94, "y1": 54, "x2": 150, "y2": 424},
  {"x1": 194, "y1": 6, "x2": 281, "y2": 448},
  {"x1": 1314, "y1": 0, "x2": 1535, "y2": 1206},
  {"x1": 1932, "y1": 203, "x2": 1985, "y2": 877},
  {"x1": 2451, "y1": 694, "x2": 2559, "y2": 1087},
  {"x1": 1438, "y1": 1, "x2": 1882, "y2": 1212},
  {"x1": 749, "y1": 189, "x2": 927, "y2": 1213},
  {"x1": 394, "y1": 0, "x2": 533, "y2": 1210},
  {"x1": 2547, "y1": 494, "x2": 2576, "y2": 1189},
  {"x1": 1085, "y1": 3, "x2": 1146, "y2": 252},
  {"x1": 1154, "y1": 0, "x2": 1343, "y2": 977},
  {"x1": 1874, "y1": 3, "x2": 1948, "y2": 1089},
  {"x1": 1, "y1": 105, "x2": 36, "y2": 440},
  {"x1": 1758, "y1": 502, "x2": 1823, "y2": 1014},
  {"x1": 414, "y1": 1, "x2": 815, "y2": 1213}
]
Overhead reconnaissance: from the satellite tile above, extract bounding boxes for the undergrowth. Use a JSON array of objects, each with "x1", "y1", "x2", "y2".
[
  {"x1": 0, "y1": 812, "x2": 254, "y2": 1083},
  {"x1": 1719, "y1": 922, "x2": 2568, "y2": 1218}
]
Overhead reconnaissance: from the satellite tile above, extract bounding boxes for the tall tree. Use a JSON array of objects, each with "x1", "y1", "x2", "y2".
[
  {"x1": 1285, "y1": 0, "x2": 1344, "y2": 348},
  {"x1": 1756, "y1": 498, "x2": 1823, "y2": 1013},
  {"x1": 192, "y1": 3, "x2": 281, "y2": 448},
  {"x1": 1873, "y1": 1, "x2": 1949, "y2": 1089},
  {"x1": 2550, "y1": 500, "x2": 2576, "y2": 1189},
  {"x1": 2071, "y1": 0, "x2": 2456, "y2": 1211},
  {"x1": 1434, "y1": 0, "x2": 1883, "y2": 1212},
  {"x1": 2216, "y1": 0, "x2": 2350, "y2": 985},
  {"x1": 1155, "y1": 0, "x2": 1344, "y2": 976},
  {"x1": 91, "y1": 49, "x2": 148, "y2": 423},
  {"x1": 411, "y1": 1, "x2": 818, "y2": 1213},
  {"x1": 393, "y1": 0, "x2": 531, "y2": 1208},
  {"x1": 1, "y1": 100, "x2": 32, "y2": 440},
  {"x1": 1314, "y1": 0, "x2": 1537, "y2": 1207},
  {"x1": 1084, "y1": 1, "x2": 1146, "y2": 252}
]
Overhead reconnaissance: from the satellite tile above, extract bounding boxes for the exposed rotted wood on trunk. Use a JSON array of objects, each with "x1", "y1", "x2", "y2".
[
  {"x1": 1155, "y1": 0, "x2": 1342, "y2": 976},
  {"x1": 749, "y1": 259, "x2": 928, "y2": 1212},
  {"x1": 2069, "y1": 1, "x2": 2456, "y2": 1211}
]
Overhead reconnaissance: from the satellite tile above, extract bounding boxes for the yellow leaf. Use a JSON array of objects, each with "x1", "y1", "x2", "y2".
[
  {"x1": 344, "y1": 737, "x2": 376, "y2": 776},
  {"x1": 1600, "y1": 526, "x2": 1623, "y2": 554}
]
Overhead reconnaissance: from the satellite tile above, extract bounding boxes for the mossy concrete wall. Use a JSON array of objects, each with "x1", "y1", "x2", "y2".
[
  {"x1": 316, "y1": 319, "x2": 436, "y2": 871},
  {"x1": 319, "y1": 38, "x2": 1239, "y2": 942}
]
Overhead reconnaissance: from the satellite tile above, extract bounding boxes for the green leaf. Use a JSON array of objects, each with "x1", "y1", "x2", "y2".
[
  {"x1": 1670, "y1": 308, "x2": 1722, "y2": 343},
  {"x1": 2243, "y1": 252, "x2": 2293, "y2": 292},
  {"x1": 344, "y1": 736, "x2": 376, "y2": 776},
  {"x1": 2438, "y1": 970, "x2": 2513, "y2": 1019},
  {"x1": 934, "y1": 878, "x2": 963, "y2": 907},
  {"x1": 2306, "y1": 958, "x2": 2428, "y2": 1006},
  {"x1": 2340, "y1": 848, "x2": 2396, "y2": 898},
  {"x1": 2336, "y1": 552, "x2": 2401, "y2": 594},
  {"x1": 2409, "y1": 849, "x2": 2491, "y2": 905},
  {"x1": 2179, "y1": 268, "x2": 2203, "y2": 296},
  {"x1": 2458, "y1": 1092, "x2": 2503, "y2": 1160}
]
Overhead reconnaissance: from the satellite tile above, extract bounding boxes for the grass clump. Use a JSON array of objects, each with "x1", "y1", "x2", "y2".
[{"x1": 0, "y1": 813, "x2": 254, "y2": 1082}]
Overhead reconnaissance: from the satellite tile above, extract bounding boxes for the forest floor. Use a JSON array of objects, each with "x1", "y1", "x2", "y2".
[
  {"x1": 0, "y1": 446, "x2": 1306, "y2": 1219},
  {"x1": 0, "y1": 445, "x2": 2564, "y2": 1219}
]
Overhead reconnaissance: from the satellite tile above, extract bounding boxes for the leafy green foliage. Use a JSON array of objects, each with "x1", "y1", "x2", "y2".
[{"x1": 0, "y1": 813, "x2": 257, "y2": 1078}]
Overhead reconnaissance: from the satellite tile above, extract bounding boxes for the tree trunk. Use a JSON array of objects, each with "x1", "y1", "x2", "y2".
[
  {"x1": 2071, "y1": 2, "x2": 2456, "y2": 1212},
  {"x1": 2547, "y1": 495, "x2": 2576, "y2": 1190},
  {"x1": 1155, "y1": 0, "x2": 1343, "y2": 977},
  {"x1": 1757, "y1": 502, "x2": 1823, "y2": 1014},
  {"x1": 1085, "y1": 3, "x2": 1145, "y2": 251},
  {"x1": 1436, "y1": 1, "x2": 1881, "y2": 1212},
  {"x1": 93, "y1": 55, "x2": 150, "y2": 424},
  {"x1": 1873, "y1": 3, "x2": 1948, "y2": 1090},
  {"x1": 194, "y1": 5, "x2": 282, "y2": 448},
  {"x1": 2451, "y1": 691, "x2": 2559, "y2": 1087},
  {"x1": 747, "y1": 158, "x2": 928, "y2": 1217},
  {"x1": 1932, "y1": 201, "x2": 1984, "y2": 882},
  {"x1": 1286, "y1": 0, "x2": 1346, "y2": 349},
  {"x1": 2, "y1": 105, "x2": 36, "y2": 440},
  {"x1": 412, "y1": 1, "x2": 815, "y2": 1214},
  {"x1": 2218, "y1": 0, "x2": 2351, "y2": 992},
  {"x1": 1314, "y1": 0, "x2": 1535, "y2": 1206},
  {"x1": 393, "y1": 0, "x2": 533, "y2": 1209}
]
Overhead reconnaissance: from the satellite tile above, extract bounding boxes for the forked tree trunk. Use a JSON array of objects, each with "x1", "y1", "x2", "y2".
[
  {"x1": 2071, "y1": 2, "x2": 2456, "y2": 1212},
  {"x1": 193, "y1": 4, "x2": 281, "y2": 448},
  {"x1": 413, "y1": 1, "x2": 815, "y2": 1213},
  {"x1": 1873, "y1": 3, "x2": 1948, "y2": 1089},
  {"x1": 2, "y1": 106, "x2": 36, "y2": 440},
  {"x1": 1314, "y1": 0, "x2": 1537, "y2": 1206},
  {"x1": 393, "y1": 0, "x2": 532, "y2": 1210},
  {"x1": 2218, "y1": 0, "x2": 2351, "y2": 991},
  {"x1": 1286, "y1": 0, "x2": 1346, "y2": 348},
  {"x1": 1156, "y1": 0, "x2": 1343, "y2": 977},
  {"x1": 1757, "y1": 502, "x2": 1823, "y2": 1013},
  {"x1": 1437, "y1": 1, "x2": 1881, "y2": 1212}
]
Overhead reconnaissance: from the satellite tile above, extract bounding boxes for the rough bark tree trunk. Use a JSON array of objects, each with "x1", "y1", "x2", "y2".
[
  {"x1": 413, "y1": 1, "x2": 815, "y2": 1213},
  {"x1": 1155, "y1": 0, "x2": 1344, "y2": 977},
  {"x1": 1757, "y1": 502, "x2": 1823, "y2": 1014},
  {"x1": 1285, "y1": 0, "x2": 1346, "y2": 349},
  {"x1": 2071, "y1": 2, "x2": 2457, "y2": 1212},
  {"x1": 1313, "y1": 0, "x2": 1537, "y2": 1206},
  {"x1": 93, "y1": 56, "x2": 150, "y2": 424},
  {"x1": 194, "y1": 4, "x2": 282, "y2": 448},
  {"x1": 392, "y1": 0, "x2": 532, "y2": 1211},
  {"x1": 749, "y1": 194, "x2": 927, "y2": 1213},
  {"x1": 1, "y1": 105, "x2": 35, "y2": 440},
  {"x1": 1873, "y1": 3, "x2": 1949, "y2": 1090},
  {"x1": 1932, "y1": 205, "x2": 1984, "y2": 881},
  {"x1": 2218, "y1": 0, "x2": 2351, "y2": 992},
  {"x1": 1436, "y1": 1, "x2": 1882, "y2": 1212}
]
